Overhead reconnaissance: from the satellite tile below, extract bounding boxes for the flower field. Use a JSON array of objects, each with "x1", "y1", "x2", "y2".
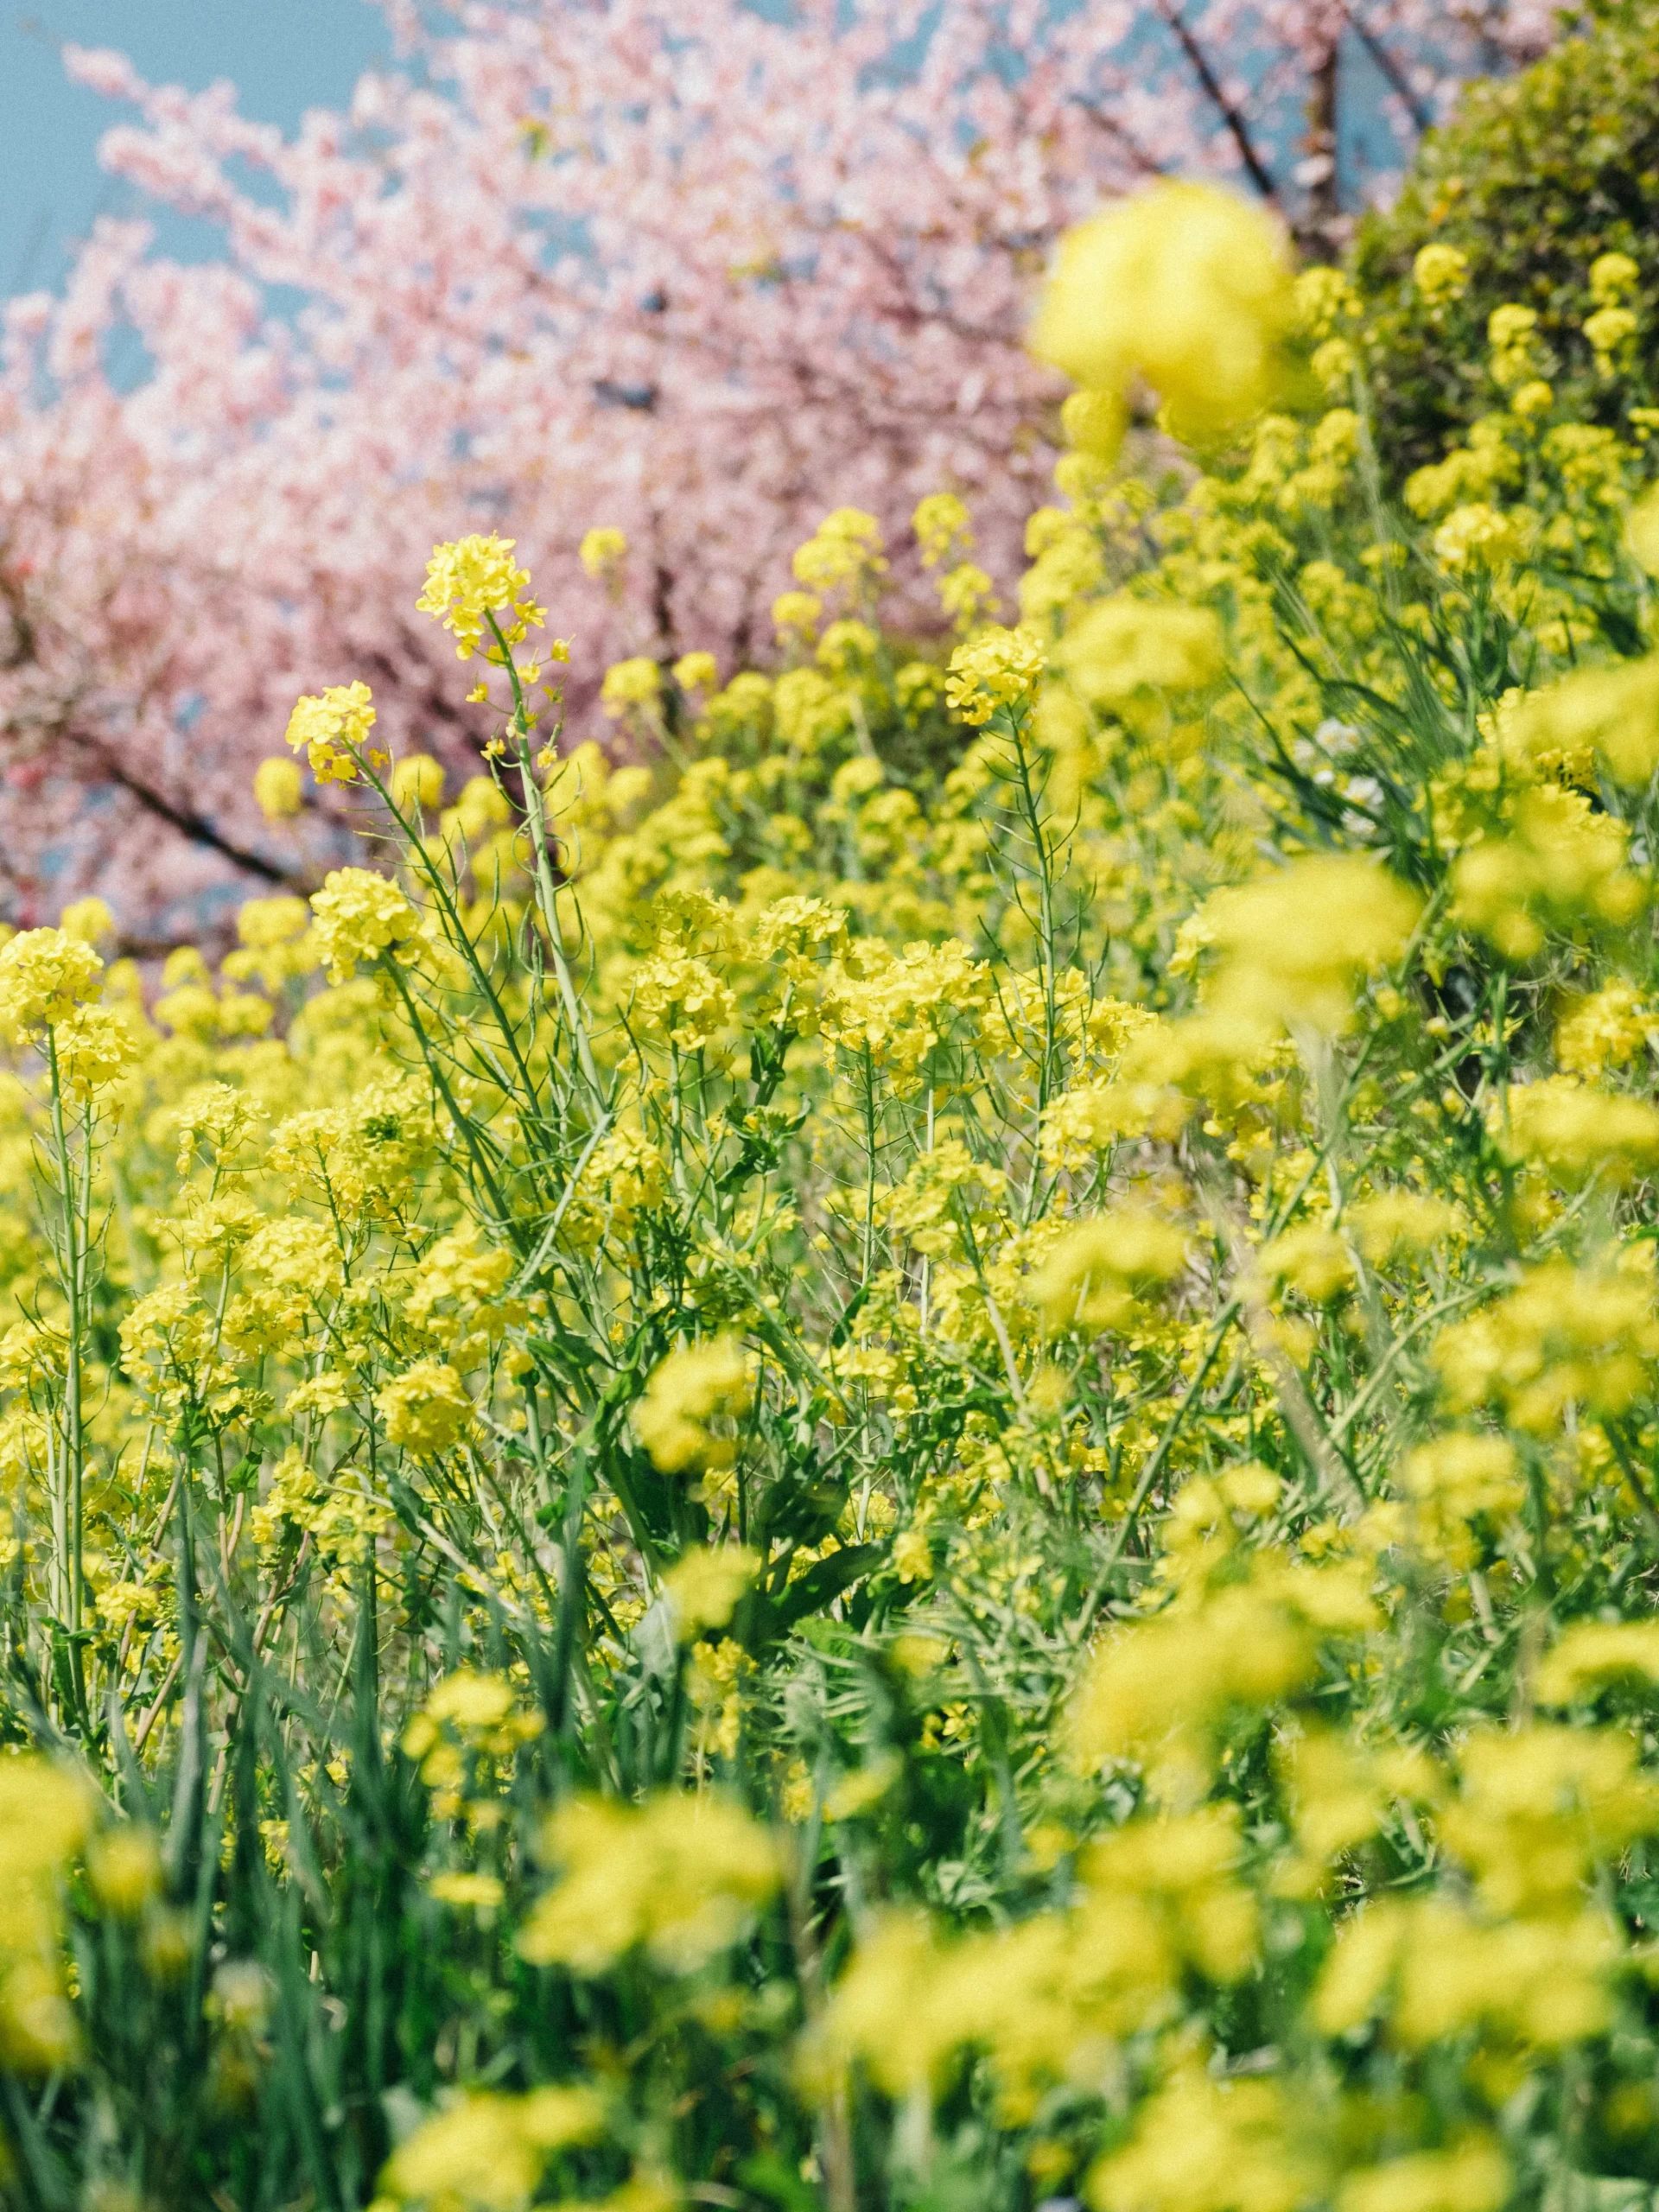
[{"x1": 8, "y1": 157, "x2": 1659, "y2": 2212}]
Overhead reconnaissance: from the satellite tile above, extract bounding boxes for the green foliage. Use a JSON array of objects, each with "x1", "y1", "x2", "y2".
[{"x1": 1353, "y1": 1, "x2": 1659, "y2": 474}]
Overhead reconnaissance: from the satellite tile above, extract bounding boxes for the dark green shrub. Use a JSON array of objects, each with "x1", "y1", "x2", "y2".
[{"x1": 1351, "y1": 2, "x2": 1659, "y2": 477}]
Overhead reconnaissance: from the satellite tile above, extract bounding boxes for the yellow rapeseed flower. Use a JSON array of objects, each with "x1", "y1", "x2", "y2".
[
  {"x1": 632, "y1": 1338, "x2": 753, "y2": 1476},
  {"x1": 1090, "y1": 2063, "x2": 1325, "y2": 2212},
  {"x1": 254, "y1": 754, "x2": 304, "y2": 819},
  {"x1": 1062, "y1": 597, "x2": 1223, "y2": 705},
  {"x1": 672, "y1": 649, "x2": 719, "y2": 693},
  {"x1": 579, "y1": 524, "x2": 627, "y2": 578},
  {"x1": 57, "y1": 896, "x2": 112, "y2": 946},
  {"x1": 912, "y1": 491, "x2": 974, "y2": 568},
  {"x1": 1198, "y1": 855, "x2": 1421, "y2": 1036},
  {"x1": 417, "y1": 534, "x2": 544, "y2": 661},
  {"x1": 1338, "y1": 2137, "x2": 1509, "y2": 2212},
  {"x1": 1032, "y1": 181, "x2": 1295, "y2": 449},
  {"x1": 1503, "y1": 654, "x2": 1659, "y2": 788},
  {"x1": 663, "y1": 1545, "x2": 760, "y2": 1638},
  {"x1": 1537, "y1": 1619, "x2": 1659, "y2": 1707},
  {"x1": 285, "y1": 678, "x2": 378, "y2": 784},
  {"x1": 1590, "y1": 251, "x2": 1639, "y2": 307},
  {"x1": 0, "y1": 927, "x2": 103, "y2": 1043},
  {"x1": 381, "y1": 2086, "x2": 604, "y2": 2212},
  {"x1": 308, "y1": 867, "x2": 419, "y2": 984},
  {"x1": 1491, "y1": 1075, "x2": 1659, "y2": 1185},
  {"x1": 376, "y1": 1359, "x2": 473, "y2": 1456},
  {"x1": 791, "y1": 508, "x2": 887, "y2": 595},
  {"x1": 600, "y1": 656, "x2": 661, "y2": 718},
  {"x1": 391, "y1": 754, "x2": 446, "y2": 812},
  {"x1": 1412, "y1": 243, "x2": 1470, "y2": 308},
  {"x1": 944, "y1": 625, "x2": 1046, "y2": 726},
  {"x1": 519, "y1": 1791, "x2": 779, "y2": 1974},
  {"x1": 1024, "y1": 1210, "x2": 1188, "y2": 1337}
]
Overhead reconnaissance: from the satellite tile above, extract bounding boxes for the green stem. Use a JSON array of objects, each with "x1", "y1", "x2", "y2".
[
  {"x1": 995, "y1": 704, "x2": 1065, "y2": 1223},
  {"x1": 45, "y1": 1032, "x2": 87, "y2": 1704},
  {"x1": 483, "y1": 606, "x2": 607, "y2": 1105}
]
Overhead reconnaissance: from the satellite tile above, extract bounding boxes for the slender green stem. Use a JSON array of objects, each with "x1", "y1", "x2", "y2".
[{"x1": 44, "y1": 1031, "x2": 88, "y2": 1717}]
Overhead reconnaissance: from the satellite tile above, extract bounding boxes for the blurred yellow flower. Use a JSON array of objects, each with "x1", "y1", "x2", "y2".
[
  {"x1": 254, "y1": 754, "x2": 304, "y2": 819},
  {"x1": 633, "y1": 1338, "x2": 753, "y2": 1475},
  {"x1": 519, "y1": 1791, "x2": 779, "y2": 1974},
  {"x1": 1032, "y1": 181, "x2": 1294, "y2": 448}
]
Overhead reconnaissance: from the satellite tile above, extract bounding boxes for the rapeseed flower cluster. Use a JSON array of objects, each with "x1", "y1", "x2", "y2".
[
  {"x1": 417, "y1": 531, "x2": 546, "y2": 660},
  {"x1": 1032, "y1": 181, "x2": 1295, "y2": 448},
  {"x1": 632, "y1": 1339, "x2": 753, "y2": 1475},
  {"x1": 518, "y1": 1794, "x2": 780, "y2": 1973},
  {"x1": 0, "y1": 926, "x2": 103, "y2": 1040},
  {"x1": 285, "y1": 677, "x2": 381, "y2": 784},
  {"x1": 944, "y1": 623, "x2": 1046, "y2": 725}
]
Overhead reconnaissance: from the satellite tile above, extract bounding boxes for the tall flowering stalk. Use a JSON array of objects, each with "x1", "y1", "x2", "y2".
[
  {"x1": 42, "y1": 1023, "x2": 92, "y2": 1690},
  {"x1": 0, "y1": 921, "x2": 131, "y2": 1723}
]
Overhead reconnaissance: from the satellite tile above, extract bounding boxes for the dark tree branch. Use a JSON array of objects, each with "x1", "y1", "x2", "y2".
[
  {"x1": 1154, "y1": 0, "x2": 1281, "y2": 204},
  {"x1": 652, "y1": 557, "x2": 677, "y2": 657},
  {"x1": 1070, "y1": 97, "x2": 1171, "y2": 180},
  {"x1": 1300, "y1": 36, "x2": 1343, "y2": 256},
  {"x1": 1342, "y1": 6, "x2": 1433, "y2": 133},
  {"x1": 1, "y1": 569, "x2": 305, "y2": 903},
  {"x1": 88, "y1": 747, "x2": 298, "y2": 886}
]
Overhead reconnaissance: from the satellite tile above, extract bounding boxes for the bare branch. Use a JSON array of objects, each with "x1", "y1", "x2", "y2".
[
  {"x1": 80, "y1": 742, "x2": 299, "y2": 887},
  {"x1": 1342, "y1": 5, "x2": 1433, "y2": 133},
  {"x1": 1154, "y1": 0, "x2": 1281, "y2": 203},
  {"x1": 1069, "y1": 96, "x2": 1171, "y2": 181}
]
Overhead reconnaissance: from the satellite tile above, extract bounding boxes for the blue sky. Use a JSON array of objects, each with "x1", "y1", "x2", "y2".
[{"x1": 3, "y1": 0, "x2": 390, "y2": 298}]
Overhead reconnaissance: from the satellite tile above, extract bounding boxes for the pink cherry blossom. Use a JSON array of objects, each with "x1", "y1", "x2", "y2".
[{"x1": 0, "y1": 0, "x2": 1543, "y2": 936}]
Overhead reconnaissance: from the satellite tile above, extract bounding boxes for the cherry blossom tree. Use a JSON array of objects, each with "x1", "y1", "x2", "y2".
[{"x1": 0, "y1": 0, "x2": 1551, "y2": 935}]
